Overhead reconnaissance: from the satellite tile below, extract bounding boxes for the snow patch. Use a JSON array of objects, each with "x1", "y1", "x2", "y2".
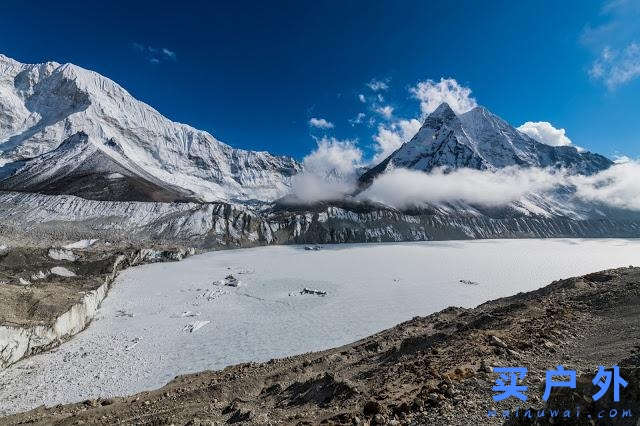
[
  {"x1": 50, "y1": 267, "x2": 76, "y2": 277},
  {"x1": 63, "y1": 239, "x2": 98, "y2": 250},
  {"x1": 48, "y1": 249, "x2": 77, "y2": 262},
  {"x1": 30, "y1": 271, "x2": 48, "y2": 281}
]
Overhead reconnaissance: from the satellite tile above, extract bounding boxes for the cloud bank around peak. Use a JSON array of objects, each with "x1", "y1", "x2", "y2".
[
  {"x1": 571, "y1": 160, "x2": 640, "y2": 211},
  {"x1": 289, "y1": 137, "x2": 363, "y2": 204},
  {"x1": 358, "y1": 167, "x2": 562, "y2": 209},
  {"x1": 357, "y1": 161, "x2": 640, "y2": 212},
  {"x1": 372, "y1": 119, "x2": 421, "y2": 164},
  {"x1": 410, "y1": 78, "x2": 478, "y2": 116}
]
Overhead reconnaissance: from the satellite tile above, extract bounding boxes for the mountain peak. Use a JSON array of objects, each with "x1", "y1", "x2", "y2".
[
  {"x1": 0, "y1": 54, "x2": 302, "y2": 203},
  {"x1": 422, "y1": 102, "x2": 459, "y2": 130},
  {"x1": 0, "y1": 53, "x2": 22, "y2": 73},
  {"x1": 367, "y1": 103, "x2": 613, "y2": 177},
  {"x1": 430, "y1": 102, "x2": 457, "y2": 119}
]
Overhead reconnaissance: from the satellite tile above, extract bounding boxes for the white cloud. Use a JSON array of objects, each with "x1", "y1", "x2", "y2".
[
  {"x1": 349, "y1": 112, "x2": 366, "y2": 126},
  {"x1": 131, "y1": 42, "x2": 177, "y2": 63},
  {"x1": 302, "y1": 137, "x2": 362, "y2": 176},
  {"x1": 589, "y1": 43, "x2": 640, "y2": 90},
  {"x1": 358, "y1": 167, "x2": 562, "y2": 209},
  {"x1": 162, "y1": 48, "x2": 176, "y2": 60},
  {"x1": 582, "y1": 1, "x2": 640, "y2": 89},
  {"x1": 375, "y1": 105, "x2": 394, "y2": 119},
  {"x1": 289, "y1": 137, "x2": 362, "y2": 203},
  {"x1": 356, "y1": 161, "x2": 640, "y2": 212},
  {"x1": 571, "y1": 161, "x2": 640, "y2": 210},
  {"x1": 308, "y1": 117, "x2": 334, "y2": 129},
  {"x1": 372, "y1": 119, "x2": 421, "y2": 163},
  {"x1": 410, "y1": 78, "x2": 477, "y2": 116},
  {"x1": 289, "y1": 174, "x2": 355, "y2": 204},
  {"x1": 613, "y1": 154, "x2": 632, "y2": 164},
  {"x1": 517, "y1": 121, "x2": 573, "y2": 147},
  {"x1": 367, "y1": 78, "x2": 389, "y2": 91},
  {"x1": 358, "y1": 94, "x2": 366, "y2": 103}
]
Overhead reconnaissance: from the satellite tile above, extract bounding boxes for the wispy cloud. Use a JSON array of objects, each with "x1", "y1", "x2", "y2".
[
  {"x1": 349, "y1": 112, "x2": 366, "y2": 126},
  {"x1": 375, "y1": 105, "x2": 394, "y2": 120},
  {"x1": 589, "y1": 43, "x2": 640, "y2": 90},
  {"x1": 372, "y1": 118, "x2": 421, "y2": 163},
  {"x1": 131, "y1": 42, "x2": 177, "y2": 64},
  {"x1": 162, "y1": 48, "x2": 176, "y2": 60},
  {"x1": 582, "y1": 0, "x2": 640, "y2": 89},
  {"x1": 358, "y1": 94, "x2": 366, "y2": 103},
  {"x1": 367, "y1": 78, "x2": 390, "y2": 92},
  {"x1": 308, "y1": 117, "x2": 334, "y2": 129}
]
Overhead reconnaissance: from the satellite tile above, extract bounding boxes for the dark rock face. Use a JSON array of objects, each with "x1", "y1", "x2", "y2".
[{"x1": 271, "y1": 207, "x2": 640, "y2": 245}]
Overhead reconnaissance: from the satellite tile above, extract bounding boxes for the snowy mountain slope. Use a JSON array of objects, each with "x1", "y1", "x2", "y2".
[
  {"x1": 1, "y1": 191, "x2": 639, "y2": 248},
  {"x1": 360, "y1": 103, "x2": 612, "y2": 184},
  {"x1": 0, "y1": 54, "x2": 301, "y2": 202}
]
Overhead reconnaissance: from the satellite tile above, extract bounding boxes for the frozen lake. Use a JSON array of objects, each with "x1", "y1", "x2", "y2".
[{"x1": 1, "y1": 239, "x2": 639, "y2": 414}]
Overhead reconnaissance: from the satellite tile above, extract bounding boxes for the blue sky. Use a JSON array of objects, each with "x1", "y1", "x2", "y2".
[{"x1": 0, "y1": 0, "x2": 638, "y2": 161}]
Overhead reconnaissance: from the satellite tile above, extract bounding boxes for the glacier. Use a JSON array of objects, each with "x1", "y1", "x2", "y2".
[{"x1": 2, "y1": 239, "x2": 640, "y2": 414}]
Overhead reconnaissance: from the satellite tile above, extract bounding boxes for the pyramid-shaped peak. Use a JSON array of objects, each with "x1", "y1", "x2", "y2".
[
  {"x1": 422, "y1": 102, "x2": 459, "y2": 129},
  {"x1": 430, "y1": 102, "x2": 457, "y2": 118}
]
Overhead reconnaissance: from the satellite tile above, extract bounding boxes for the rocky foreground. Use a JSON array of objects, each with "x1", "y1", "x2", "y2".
[{"x1": 2, "y1": 266, "x2": 639, "y2": 425}]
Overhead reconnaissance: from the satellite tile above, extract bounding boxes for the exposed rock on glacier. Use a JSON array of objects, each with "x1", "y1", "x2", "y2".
[
  {"x1": 183, "y1": 320, "x2": 210, "y2": 333},
  {"x1": 301, "y1": 288, "x2": 327, "y2": 296}
]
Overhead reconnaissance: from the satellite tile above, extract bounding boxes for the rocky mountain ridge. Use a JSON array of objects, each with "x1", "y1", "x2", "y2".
[{"x1": 360, "y1": 103, "x2": 612, "y2": 185}]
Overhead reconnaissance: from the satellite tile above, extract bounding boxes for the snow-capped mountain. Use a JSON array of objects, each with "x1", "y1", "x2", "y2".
[
  {"x1": 360, "y1": 102, "x2": 612, "y2": 184},
  {"x1": 0, "y1": 54, "x2": 301, "y2": 202}
]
